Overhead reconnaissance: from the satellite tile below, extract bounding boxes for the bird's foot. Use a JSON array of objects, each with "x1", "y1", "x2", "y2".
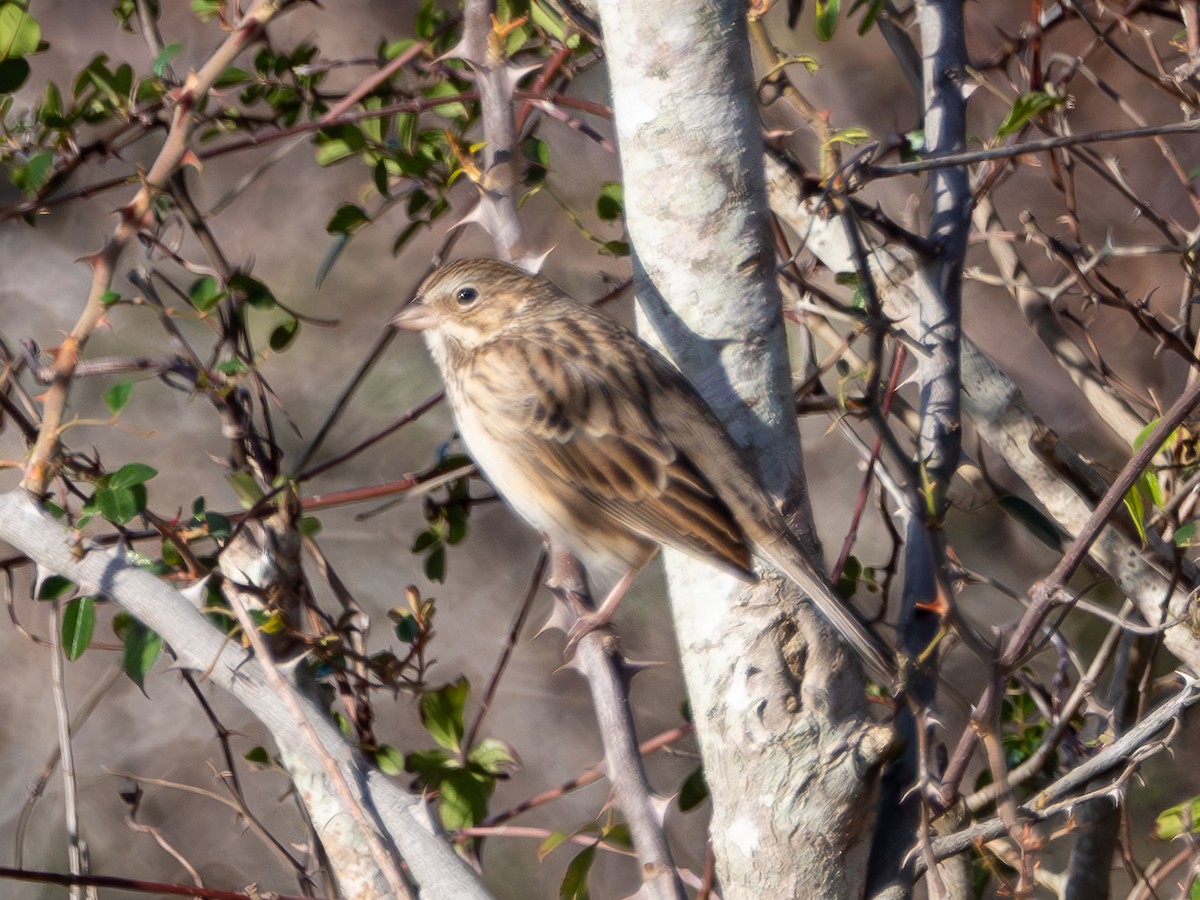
[{"x1": 563, "y1": 609, "x2": 614, "y2": 658}]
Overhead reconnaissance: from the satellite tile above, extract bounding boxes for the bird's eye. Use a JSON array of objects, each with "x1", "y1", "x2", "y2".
[{"x1": 455, "y1": 286, "x2": 479, "y2": 306}]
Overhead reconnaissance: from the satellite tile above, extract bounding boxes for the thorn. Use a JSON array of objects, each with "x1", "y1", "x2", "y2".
[
  {"x1": 437, "y1": 38, "x2": 471, "y2": 66},
  {"x1": 648, "y1": 792, "x2": 674, "y2": 827},
  {"x1": 179, "y1": 149, "x2": 204, "y2": 172},
  {"x1": 535, "y1": 601, "x2": 575, "y2": 638},
  {"x1": 501, "y1": 61, "x2": 542, "y2": 95},
  {"x1": 518, "y1": 245, "x2": 556, "y2": 274},
  {"x1": 75, "y1": 250, "x2": 106, "y2": 269},
  {"x1": 552, "y1": 653, "x2": 586, "y2": 676},
  {"x1": 460, "y1": 194, "x2": 513, "y2": 242},
  {"x1": 178, "y1": 577, "x2": 211, "y2": 609},
  {"x1": 616, "y1": 655, "x2": 662, "y2": 688}
]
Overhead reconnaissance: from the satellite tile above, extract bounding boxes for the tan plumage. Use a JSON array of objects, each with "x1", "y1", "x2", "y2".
[{"x1": 392, "y1": 258, "x2": 894, "y2": 683}]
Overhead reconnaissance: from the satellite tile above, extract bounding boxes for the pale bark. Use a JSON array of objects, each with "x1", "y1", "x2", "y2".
[{"x1": 598, "y1": 1, "x2": 890, "y2": 895}]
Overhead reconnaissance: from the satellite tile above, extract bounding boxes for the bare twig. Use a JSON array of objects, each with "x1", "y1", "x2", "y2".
[
  {"x1": 869, "y1": 119, "x2": 1200, "y2": 178},
  {"x1": 47, "y1": 598, "x2": 87, "y2": 900}
]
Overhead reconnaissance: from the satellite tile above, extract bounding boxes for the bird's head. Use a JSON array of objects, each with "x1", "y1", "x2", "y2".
[{"x1": 391, "y1": 258, "x2": 555, "y2": 351}]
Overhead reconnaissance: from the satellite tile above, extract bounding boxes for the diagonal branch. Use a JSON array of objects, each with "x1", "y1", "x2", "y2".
[{"x1": 0, "y1": 490, "x2": 493, "y2": 900}]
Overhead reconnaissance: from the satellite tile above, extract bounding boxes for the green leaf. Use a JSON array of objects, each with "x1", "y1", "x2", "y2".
[
  {"x1": 1132, "y1": 418, "x2": 1160, "y2": 450},
  {"x1": 0, "y1": 4, "x2": 41, "y2": 61},
  {"x1": 243, "y1": 745, "x2": 271, "y2": 766},
  {"x1": 188, "y1": 275, "x2": 225, "y2": 312},
  {"x1": 375, "y1": 743, "x2": 405, "y2": 776},
  {"x1": 95, "y1": 484, "x2": 147, "y2": 524},
  {"x1": 826, "y1": 126, "x2": 870, "y2": 147},
  {"x1": 104, "y1": 380, "x2": 133, "y2": 414},
  {"x1": 75, "y1": 56, "x2": 134, "y2": 110},
  {"x1": 445, "y1": 506, "x2": 468, "y2": 544},
  {"x1": 837, "y1": 554, "x2": 862, "y2": 598},
  {"x1": 523, "y1": 137, "x2": 550, "y2": 185},
  {"x1": 437, "y1": 769, "x2": 491, "y2": 831},
  {"x1": 678, "y1": 767, "x2": 709, "y2": 811},
  {"x1": 996, "y1": 90, "x2": 1067, "y2": 139},
  {"x1": 382, "y1": 38, "x2": 418, "y2": 59},
  {"x1": 425, "y1": 80, "x2": 469, "y2": 120},
  {"x1": 100, "y1": 290, "x2": 122, "y2": 307},
  {"x1": 269, "y1": 316, "x2": 299, "y2": 352},
  {"x1": 421, "y1": 677, "x2": 468, "y2": 753},
  {"x1": 559, "y1": 843, "x2": 597, "y2": 900},
  {"x1": 0, "y1": 57, "x2": 29, "y2": 91},
  {"x1": 1140, "y1": 468, "x2": 1164, "y2": 509},
  {"x1": 116, "y1": 614, "x2": 162, "y2": 692},
  {"x1": 113, "y1": 0, "x2": 140, "y2": 30},
  {"x1": 227, "y1": 471, "x2": 264, "y2": 508},
  {"x1": 600, "y1": 822, "x2": 632, "y2": 849},
  {"x1": 1123, "y1": 486, "x2": 1148, "y2": 545},
  {"x1": 325, "y1": 203, "x2": 369, "y2": 235},
  {"x1": 468, "y1": 737, "x2": 515, "y2": 775},
  {"x1": 424, "y1": 544, "x2": 446, "y2": 582},
  {"x1": 37, "y1": 575, "x2": 76, "y2": 601},
  {"x1": 315, "y1": 124, "x2": 366, "y2": 166},
  {"x1": 404, "y1": 747, "x2": 454, "y2": 782},
  {"x1": 595, "y1": 181, "x2": 623, "y2": 221},
  {"x1": 813, "y1": 0, "x2": 840, "y2": 41},
  {"x1": 415, "y1": 0, "x2": 447, "y2": 39},
  {"x1": 1153, "y1": 795, "x2": 1200, "y2": 840},
  {"x1": 530, "y1": 0, "x2": 568, "y2": 42},
  {"x1": 394, "y1": 609, "x2": 419, "y2": 643},
  {"x1": 227, "y1": 272, "x2": 275, "y2": 309},
  {"x1": 110, "y1": 462, "x2": 158, "y2": 489},
  {"x1": 204, "y1": 511, "x2": 232, "y2": 538},
  {"x1": 190, "y1": 0, "x2": 222, "y2": 22},
  {"x1": 848, "y1": 0, "x2": 883, "y2": 33},
  {"x1": 62, "y1": 596, "x2": 96, "y2": 661},
  {"x1": 1175, "y1": 522, "x2": 1196, "y2": 547},
  {"x1": 152, "y1": 41, "x2": 181, "y2": 78},
  {"x1": 538, "y1": 830, "x2": 571, "y2": 859},
  {"x1": 216, "y1": 359, "x2": 247, "y2": 375},
  {"x1": 10, "y1": 149, "x2": 54, "y2": 192}
]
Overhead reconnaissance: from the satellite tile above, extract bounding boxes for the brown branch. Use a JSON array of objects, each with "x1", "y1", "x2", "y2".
[{"x1": 20, "y1": 0, "x2": 285, "y2": 495}]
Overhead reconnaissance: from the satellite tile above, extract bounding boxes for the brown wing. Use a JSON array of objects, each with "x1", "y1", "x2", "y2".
[{"x1": 462, "y1": 309, "x2": 754, "y2": 579}]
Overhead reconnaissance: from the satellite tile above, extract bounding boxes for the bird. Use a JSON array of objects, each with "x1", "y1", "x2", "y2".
[{"x1": 391, "y1": 257, "x2": 894, "y2": 684}]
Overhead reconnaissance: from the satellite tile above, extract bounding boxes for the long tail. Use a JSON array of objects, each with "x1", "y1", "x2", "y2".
[{"x1": 758, "y1": 535, "x2": 897, "y2": 687}]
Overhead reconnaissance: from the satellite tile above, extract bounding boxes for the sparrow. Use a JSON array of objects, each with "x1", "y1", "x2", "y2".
[{"x1": 392, "y1": 258, "x2": 894, "y2": 683}]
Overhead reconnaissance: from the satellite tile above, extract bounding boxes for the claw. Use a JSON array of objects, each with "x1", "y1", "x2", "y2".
[{"x1": 563, "y1": 609, "x2": 613, "y2": 657}]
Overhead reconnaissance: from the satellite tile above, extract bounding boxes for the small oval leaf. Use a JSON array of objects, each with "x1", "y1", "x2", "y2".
[{"x1": 62, "y1": 596, "x2": 96, "y2": 661}]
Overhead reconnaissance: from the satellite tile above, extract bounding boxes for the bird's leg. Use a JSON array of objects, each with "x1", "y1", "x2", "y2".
[
  {"x1": 563, "y1": 565, "x2": 640, "y2": 655},
  {"x1": 544, "y1": 543, "x2": 591, "y2": 605}
]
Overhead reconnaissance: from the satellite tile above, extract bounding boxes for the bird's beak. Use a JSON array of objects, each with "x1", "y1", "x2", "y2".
[{"x1": 390, "y1": 297, "x2": 439, "y2": 331}]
